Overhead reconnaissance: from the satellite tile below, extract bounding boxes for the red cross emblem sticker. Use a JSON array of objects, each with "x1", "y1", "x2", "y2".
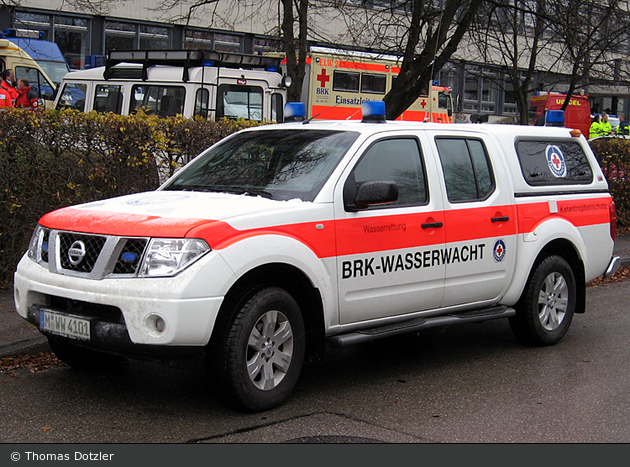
[
  {"x1": 493, "y1": 239, "x2": 506, "y2": 262},
  {"x1": 316, "y1": 69, "x2": 330, "y2": 87},
  {"x1": 546, "y1": 145, "x2": 567, "y2": 178}
]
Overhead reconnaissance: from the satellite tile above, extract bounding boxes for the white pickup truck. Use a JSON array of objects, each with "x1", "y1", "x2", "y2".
[{"x1": 14, "y1": 102, "x2": 620, "y2": 411}]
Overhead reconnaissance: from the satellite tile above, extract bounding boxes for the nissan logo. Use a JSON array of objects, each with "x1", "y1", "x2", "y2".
[{"x1": 68, "y1": 240, "x2": 87, "y2": 266}]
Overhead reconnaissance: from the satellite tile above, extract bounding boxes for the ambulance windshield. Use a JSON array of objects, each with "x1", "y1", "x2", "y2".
[{"x1": 163, "y1": 129, "x2": 359, "y2": 201}]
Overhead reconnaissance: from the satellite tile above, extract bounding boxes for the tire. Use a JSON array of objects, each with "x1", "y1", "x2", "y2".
[
  {"x1": 509, "y1": 255, "x2": 576, "y2": 346},
  {"x1": 48, "y1": 338, "x2": 122, "y2": 370},
  {"x1": 217, "y1": 286, "x2": 305, "y2": 412}
]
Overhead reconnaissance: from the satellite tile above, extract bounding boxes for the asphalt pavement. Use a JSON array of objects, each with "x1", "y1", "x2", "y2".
[{"x1": 2, "y1": 235, "x2": 630, "y2": 359}]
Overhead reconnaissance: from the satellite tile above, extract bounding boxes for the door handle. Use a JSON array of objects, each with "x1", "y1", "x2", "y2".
[
  {"x1": 422, "y1": 222, "x2": 444, "y2": 229},
  {"x1": 491, "y1": 216, "x2": 510, "y2": 223}
]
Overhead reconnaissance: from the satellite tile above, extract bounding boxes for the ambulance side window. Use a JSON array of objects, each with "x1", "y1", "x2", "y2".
[
  {"x1": 436, "y1": 137, "x2": 495, "y2": 203},
  {"x1": 55, "y1": 83, "x2": 87, "y2": 111},
  {"x1": 361, "y1": 74, "x2": 386, "y2": 94},
  {"x1": 15, "y1": 66, "x2": 55, "y2": 101},
  {"x1": 131, "y1": 85, "x2": 185, "y2": 117},
  {"x1": 348, "y1": 138, "x2": 427, "y2": 209},
  {"x1": 216, "y1": 84, "x2": 263, "y2": 121},
  {"x1": 271, "y1": 93, "x2": 284, "y2": 122},
  {"x1": 333, "y1": 71, "x2": 360, "y2": 93},
  {"x1": 94, "y1": 85, "x2": 123, "y2": 114},
  {"x1": 194, "y1": 88, "x2": 209, "y2": 118}
]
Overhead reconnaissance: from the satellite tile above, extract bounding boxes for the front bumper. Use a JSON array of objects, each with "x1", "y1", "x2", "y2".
[
  {"x1": 14, "y1": 253, "x2": 230, "y2": 349},
  {"x1": 25, "y1": 304, "x2": 204, "y2": 360}
]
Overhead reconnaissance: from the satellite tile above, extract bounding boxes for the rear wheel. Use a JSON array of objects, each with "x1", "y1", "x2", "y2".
[
  {"x1": 217, "y1": 286, "x2": 305, "y2": 412},
  {"x1": 509, "y1": 255, "x2": 576, "y2": 346}
]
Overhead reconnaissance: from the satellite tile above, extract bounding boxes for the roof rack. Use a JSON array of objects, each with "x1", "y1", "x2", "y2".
[{"x1": 103, "y1": 49, "x2": 283, "y2": 82}]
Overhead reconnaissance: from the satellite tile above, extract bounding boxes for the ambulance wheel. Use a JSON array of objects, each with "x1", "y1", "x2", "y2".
[
  {"x1": 48, "y1": 338, "x2": 122, "y2": 370},
  {"x1": 218, "y1": 286, "x2": 305, "y2": 412},
  {"x1": 509, "y1": 255, "x2": 576, "y2": 346}
]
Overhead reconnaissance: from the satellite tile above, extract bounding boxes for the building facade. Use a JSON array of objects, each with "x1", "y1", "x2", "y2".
[{"x1": 2, "y1": 0, "x2": 629, "y2": 121}]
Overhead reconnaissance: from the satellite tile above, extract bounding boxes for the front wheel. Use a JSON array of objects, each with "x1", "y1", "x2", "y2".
[
  {"x1": 217, "y1": 286, "x2": 305, "y2": 412},
  {"x1": 509, "y1": 255, "x2": 576, "y2": 346}
]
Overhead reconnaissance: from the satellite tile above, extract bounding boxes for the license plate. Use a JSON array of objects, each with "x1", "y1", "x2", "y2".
[{"x1": 40, "y1": 309, "x2": 91, "y2": 341}]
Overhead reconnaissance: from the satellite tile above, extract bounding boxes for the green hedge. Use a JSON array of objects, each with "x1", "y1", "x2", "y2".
[
  {"x1": 0, "y1": 108, "x2": 261, "y2": 282},
  {"x1": 588, "y1": 137, "x2": 630, "y2": 227},
  {"x1": 2, "y1": 110, "x2": 628, "y2": 283}
]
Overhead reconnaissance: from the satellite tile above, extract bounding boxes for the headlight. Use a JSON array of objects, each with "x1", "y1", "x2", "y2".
[
  {"x1": 27, "y1": 224, "x2": 49, "y2": 263},
  {"x1": 138, "y1": 238, "x2": 210, "y2": 277}
]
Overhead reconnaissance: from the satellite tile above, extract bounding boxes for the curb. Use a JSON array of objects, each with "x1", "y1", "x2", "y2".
[{"x1": 0, "y1": 336, "x2": 50, "y2": 358}]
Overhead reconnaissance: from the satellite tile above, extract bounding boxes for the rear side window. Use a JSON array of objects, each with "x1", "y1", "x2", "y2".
[
  {"x1": 436, "y1": 137, "x2": 495, "y2": 203},
  {"x1": 516, "y1": 140, "x2": 593, "y2": 185}
]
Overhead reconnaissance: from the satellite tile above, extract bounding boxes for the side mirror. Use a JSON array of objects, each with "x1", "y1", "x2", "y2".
[{"x1": 346, "y1": 180, "x2": 398, "y2": 212}]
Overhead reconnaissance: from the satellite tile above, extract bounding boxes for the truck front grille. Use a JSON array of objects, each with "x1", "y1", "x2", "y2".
[
  {"x1": 58, "y1": 233, "x2": 107, "y2": 273},
  {"x1": 33, "y1": 229, "x2": 148, "y2": 279}
]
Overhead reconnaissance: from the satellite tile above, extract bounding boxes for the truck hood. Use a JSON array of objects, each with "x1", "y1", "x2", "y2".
[{"x1": 38, "y1": 191, "x2": 310, "y2": 238}]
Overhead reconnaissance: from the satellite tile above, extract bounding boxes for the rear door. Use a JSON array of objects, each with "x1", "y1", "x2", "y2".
[{"x1": 426, "y1": 131, "x2": 517, "y2": 308}]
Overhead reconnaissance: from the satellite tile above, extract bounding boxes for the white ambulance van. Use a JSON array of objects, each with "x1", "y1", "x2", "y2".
[
  {"x1": 54, "y1": 49, "x2": 290, "y2": 122},
  {"x1": 14, "y1": 102, "x2": 620, "y2": 411},
  {"x1": 0, "y1": 38, "x2": 57, "y2": 109}
]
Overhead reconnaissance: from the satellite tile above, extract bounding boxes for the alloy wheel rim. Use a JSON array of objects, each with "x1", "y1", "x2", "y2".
[
  {"x1": 538, "y1": 272, "x2": 569, "y2": 331},
  {"x1": 246, "y1": 310, "x2": 294, "y2": 390}
]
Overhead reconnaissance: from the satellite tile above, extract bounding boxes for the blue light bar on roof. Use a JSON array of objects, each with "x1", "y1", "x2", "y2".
[
  {"x1": 362, "y1": 101, "x2": 386, "y2": 123},
  {"x1": 284, "y1": 102, "x2": 306, "y2": 122},
  {"x1": 545, "y1": 110, "x2": 565, "y2": 127}
]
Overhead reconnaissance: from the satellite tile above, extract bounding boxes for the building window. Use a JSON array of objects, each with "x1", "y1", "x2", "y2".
[
  {"x1": 55, "y1": 16, "x2": 89, "y2": 70},
  {"x1": 253, "y1": 37, "x2": 283, "y2": 55},
  {"x1": 105, "y1": 21, "x2": 136, "y2": 52},
  {"x1": 15, "y1": 11, "x2": 89, "y2": 70},
  {"x1": 140, "y1": 25, "x2": 170, "y2": 50},
  {"x1": 184, "y1": 29, "x2": 243, "y2": 53}
]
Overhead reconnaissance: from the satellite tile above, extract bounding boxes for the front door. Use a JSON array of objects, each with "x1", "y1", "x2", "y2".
[{"x1": 335, "y1": 135, "x2": 446, "y2": 324}]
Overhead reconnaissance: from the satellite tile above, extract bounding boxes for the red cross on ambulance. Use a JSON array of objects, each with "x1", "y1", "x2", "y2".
[{"x1": 317, "y1": 69, "x2": 330, "y2": 87}]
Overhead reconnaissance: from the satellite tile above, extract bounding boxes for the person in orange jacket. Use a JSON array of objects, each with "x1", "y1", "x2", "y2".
[
  {"x1": 15, "y1": 79, "x2": 39, "y2": 110},
  {"x1": 0, "y1": 85, "x2": 12, "y2": 109},
  {"x1": 1, "y1": 69, "x2": 19, "y2": 106}
]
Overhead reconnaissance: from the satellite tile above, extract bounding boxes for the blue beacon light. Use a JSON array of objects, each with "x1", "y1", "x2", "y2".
[
  {"x1": 361, "y1": 101, "x2": 386, "y2": 123},
  {"x1": 284, "y1": 102, "x2": 306, "y2": 122}
]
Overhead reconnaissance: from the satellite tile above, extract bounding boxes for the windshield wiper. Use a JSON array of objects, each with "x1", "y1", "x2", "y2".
[
  {"x1": 242, "y1": 188, "x2": 273, "y2": 199},
  {"x1": 164, "y1": 184, "x2": 273, "y2": 198}
]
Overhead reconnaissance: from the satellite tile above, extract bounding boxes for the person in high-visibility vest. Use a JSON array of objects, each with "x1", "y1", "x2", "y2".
[
  {"x1": 589, "y1": 114, "x2": 603, "y2": 139},
  {"x1": 601, "y1": 112, "x2": 612, "y2": 136}
]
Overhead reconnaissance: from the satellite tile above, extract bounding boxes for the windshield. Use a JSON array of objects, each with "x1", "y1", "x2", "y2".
[
  {"x1": 163, "y1": 129, "x2": 359, "y2": 202},
  {"x1": 38, "y1": 61, "x2": 71, "y2": 85}
]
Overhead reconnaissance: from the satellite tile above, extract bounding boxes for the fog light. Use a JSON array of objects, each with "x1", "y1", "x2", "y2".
[{"x1": 145, "y1": 314, "x2": 167, "y2": 338}]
